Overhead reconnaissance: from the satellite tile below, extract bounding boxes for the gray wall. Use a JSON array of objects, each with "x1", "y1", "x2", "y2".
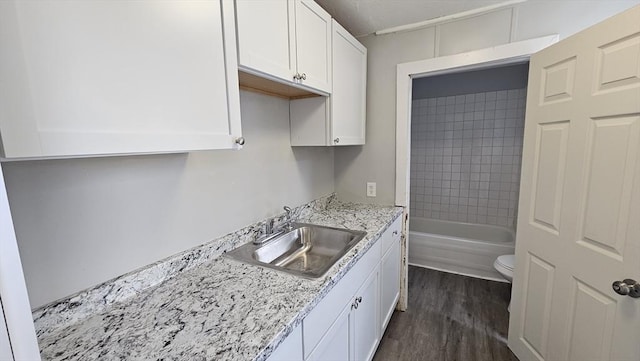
[
  {"x1": 3, "y1": 91, "x2": 335, "y2": 308},
  {"x1": 334, "y1": 1, "x2": 640, "y2": 206},
  {"x1": 412, "y1": 63, "x2": 529, "y2": 99}
]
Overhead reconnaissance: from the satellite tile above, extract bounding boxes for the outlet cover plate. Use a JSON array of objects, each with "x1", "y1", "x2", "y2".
[{"x1": 367, "y1": 182, "x2": 376, "y2": 197}]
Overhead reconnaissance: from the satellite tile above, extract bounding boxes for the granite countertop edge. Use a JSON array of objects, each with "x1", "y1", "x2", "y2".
[{"x1": 35, "y1": 200, "x2": 404, "y2": 361}]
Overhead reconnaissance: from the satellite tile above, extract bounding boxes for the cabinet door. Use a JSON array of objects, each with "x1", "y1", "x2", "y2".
[
  {"x1": 0, "y1": 0, "x2": 241, "y2": 158},
  {"x1": 330, "y1": 20, "x2": 366, "y2": 146},
  {"x1": 294, "y1": 0, "x2": 331, "y2": 94},
  {"x1": 266, "y1": 325, "x2": 303, "y2": 361},
  {"x1": 236, "y1": 0, "x2": 296, "y2": 83},
  {"x1": 353, "y1": 268, "x2": 379, "y2": 361},
  {"x1": 307, "y1": 304, "x2": 352, "y2": 361},
  {"x1": 380, "y1": 239, "x2": 401, "y2": 333}
]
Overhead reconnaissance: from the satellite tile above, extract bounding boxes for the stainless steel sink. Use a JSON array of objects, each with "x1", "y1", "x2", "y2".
[{"x1": 225, "y1": 223, "x2": 366, "y2": 279}]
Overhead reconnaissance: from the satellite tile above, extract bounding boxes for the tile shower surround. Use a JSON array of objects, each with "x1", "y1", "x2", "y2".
[{"x1": 410, "y1": 88, "x2": 526, "y2": 229}]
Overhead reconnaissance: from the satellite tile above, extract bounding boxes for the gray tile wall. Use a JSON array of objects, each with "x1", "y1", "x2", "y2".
[{"x1": 410, "y1": 88, "x2": 526, "y2": 229}]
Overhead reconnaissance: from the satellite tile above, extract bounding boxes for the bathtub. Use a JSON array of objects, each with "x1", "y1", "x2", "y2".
[{"x1": 408, "y1": 217, "x2": 515, "y2": 282}]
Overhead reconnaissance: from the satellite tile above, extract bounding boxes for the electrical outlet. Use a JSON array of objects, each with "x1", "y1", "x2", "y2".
[{"x1": 366, "y1": 182, "x2": 376, "y2": 197}]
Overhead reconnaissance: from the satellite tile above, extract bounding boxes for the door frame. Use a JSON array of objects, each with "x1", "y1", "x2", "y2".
[
  {"x1": 0, "y1": 165, "x2": 40, "y2": 360},
  {"x1": 393, "y1": 34, "x2": 558, "y2": 313},
  {"x1": 394, "y1": 35, "x2": 559, "y2": 208}
]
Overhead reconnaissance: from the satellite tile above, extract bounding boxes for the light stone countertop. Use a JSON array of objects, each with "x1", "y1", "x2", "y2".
[{"x1": 36, "y1": 200, "x2": 403, "y2": 361}]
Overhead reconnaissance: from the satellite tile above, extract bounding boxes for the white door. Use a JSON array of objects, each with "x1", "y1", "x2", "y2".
[
  {"x1": 509, "y1": 5, "x2": 640, "y2": 361},
  {"x1": 294, "y1": 0, "x2": 331, "y2": 93}
]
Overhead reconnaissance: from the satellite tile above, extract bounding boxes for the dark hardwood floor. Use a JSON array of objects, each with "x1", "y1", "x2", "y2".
[{"x1": 373, "y1": 266, "x2": 519, "y2": 361}]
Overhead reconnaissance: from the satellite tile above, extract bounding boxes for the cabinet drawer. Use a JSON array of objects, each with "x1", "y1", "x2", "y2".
[
  {"x1": 381, "y1": 216, "x2": 402, "y2": 255},
  {"x1": 303, "y1": 239, "x2": 380, "y2": 358}
]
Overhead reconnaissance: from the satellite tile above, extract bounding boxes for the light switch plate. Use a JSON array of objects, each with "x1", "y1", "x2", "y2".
[{"x1": 366, "y1": 182, "x2": 376, "y2": 197}]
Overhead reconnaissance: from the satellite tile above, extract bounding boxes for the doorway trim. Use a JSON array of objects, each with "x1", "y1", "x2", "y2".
[{"x1": 394, "y1": 35, "x2": 559, "y2": 207}]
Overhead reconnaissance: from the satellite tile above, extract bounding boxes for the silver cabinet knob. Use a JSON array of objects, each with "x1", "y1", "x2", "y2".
[
  {"x1": 351, "y1": 296, "x2": 363, "y2": 310},
  {"x1": 392, "y1": 230, "x2": 398, "y2": 235},
  {"x1": 612, "y1": 279, "x2": 640, "y2": 298},
  {"x1": 293, "y1": 73, "x2": 299, "y2": 80},
  {"x1": 334, "y1": 138, "x2": 340, "y2": 144},
  {"x1": 235, "y1": 137, "x2": 245, "y2": 146},
  {"x1": 300, "y1": 73, "x2": 307, "y2": 80}
]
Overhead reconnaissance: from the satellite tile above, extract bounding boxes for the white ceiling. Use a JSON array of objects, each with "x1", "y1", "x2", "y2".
[{"x1": 315, "y1": 0, "x2": 512, "y2": 37}]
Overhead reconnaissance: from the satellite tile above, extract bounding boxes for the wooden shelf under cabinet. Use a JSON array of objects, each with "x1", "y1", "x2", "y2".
[{"x1": 238, "y1": 71, "x2": 321, "y2": 100}]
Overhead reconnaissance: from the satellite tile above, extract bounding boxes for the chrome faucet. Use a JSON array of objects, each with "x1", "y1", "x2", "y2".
[
  {"x1": 264, "y1": 217, "x2": 276, "y2": 235},
  {"x1": 254, "y1": 218, "x2": 279, "y2": 245},
  {"x1": 253, "y1": 206, "x2": 296, "y2": 245},
  {"x1": 282, "y1": 206, "x2": 294, "y2": 232}
]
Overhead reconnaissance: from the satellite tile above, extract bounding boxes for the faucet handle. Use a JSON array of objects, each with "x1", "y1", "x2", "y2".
[
  {"x1": 284, "y1": 206, "x2": 292, "y2": 220},
  {"x1": 281, "y1": 206, "x2": 296, "y2": 232},
  {"x1": 263, "y1": 218, "x2": 276, "y2": 235}
]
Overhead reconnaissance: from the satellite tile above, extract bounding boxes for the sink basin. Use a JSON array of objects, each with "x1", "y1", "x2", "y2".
[{"x1": 225, "y1": 223, "x2": 366, "y2": 279}]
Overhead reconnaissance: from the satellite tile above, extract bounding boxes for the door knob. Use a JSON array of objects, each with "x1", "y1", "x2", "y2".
[{"x1": 612, "y1": 279, "x2": 640, "y2": 298}]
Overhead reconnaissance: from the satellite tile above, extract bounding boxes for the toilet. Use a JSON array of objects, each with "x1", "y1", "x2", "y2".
[
  {"x1": 494, "y1": 254, "x2": 515, "y2": 282},
  {"x1": 494, "y1": 254, "x2": 515, "y2": 311}
]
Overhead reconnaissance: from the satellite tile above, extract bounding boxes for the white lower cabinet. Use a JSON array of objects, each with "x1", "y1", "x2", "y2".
[
  {"x1": 380, "y1": 217, "x2": 402, "y2": 333},
  {"x1": 307, "y1": 265, "x2": 379, "y2": 361},
  {"x1": 352, "y1": 269, "x2": 379, "y2": 361},
  {"x1": 307, "y1": 304, "x2": 351, "y2": 361},
  {"x1": 380, "y1": 238, "x2": 401, "y2": 332},
  {"x1": 267, "y1": 216, "x2": 403, "y2": 361},
  {"x1": 267, "y1": 325, "x2": 303, "y2": 361}
]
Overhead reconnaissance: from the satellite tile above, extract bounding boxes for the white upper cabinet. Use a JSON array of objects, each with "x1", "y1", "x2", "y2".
[
  {"x1": 235, "y1": 0, "x2": 332, "y2": 95},
  {"x1": 290, "y1": 19, "x2": 367, "y2": 146},
  {"x1": 235, "y1": 0, "x2": 296, "y2": 83},
  {"x1": 330, "y1": 20, "x2": 367, "y2": 145},
  {"x1": 0, "y1": 0, "x2": 242, "y2": 159},
  {"x1": 293, "y1": 0, "x2": 332, "y2": 93}
]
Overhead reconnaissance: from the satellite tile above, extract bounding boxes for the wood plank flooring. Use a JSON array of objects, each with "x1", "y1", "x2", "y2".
[{"x1": 373, "y1": 266, "x2": 519, "y2": 361}]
